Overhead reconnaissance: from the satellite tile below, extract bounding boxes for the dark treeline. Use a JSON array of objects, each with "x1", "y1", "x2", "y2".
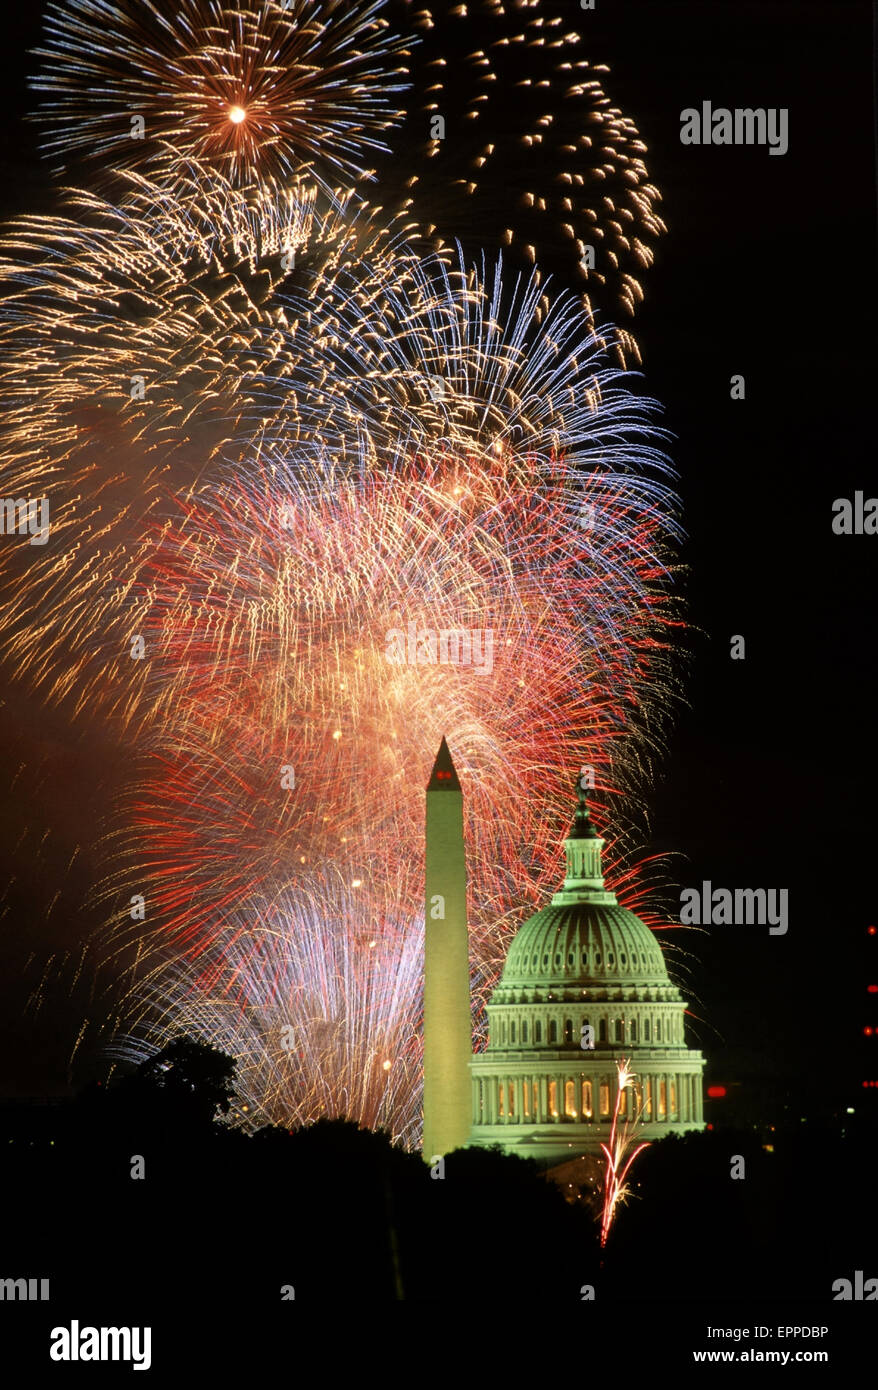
[{"x1": 1, "y1": 1039, "x2": 875, "y2": 1314}]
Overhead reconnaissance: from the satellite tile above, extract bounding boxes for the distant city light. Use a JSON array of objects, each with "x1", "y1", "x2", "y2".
[{"x1": 706, "y1": 1085, "x2": 726, "y2": 1098}]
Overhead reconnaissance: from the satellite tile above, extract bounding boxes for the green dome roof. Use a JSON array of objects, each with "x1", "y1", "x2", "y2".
[
  {"x1": 500, "y1": 900, "x2": 668, "y2": 990},
  {"x1": 490, "y1": 777, "x2": 673, "y2": 1001}
]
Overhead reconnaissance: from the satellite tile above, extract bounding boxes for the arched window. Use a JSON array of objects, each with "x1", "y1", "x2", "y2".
[
  {"x1": 523, "y1": 1081, "x2": 531, "y2": 1117},
  {"x1": 599, "y1": 1018, "x2": 607, "y2": 1042},
  {"x1": 614, "y1": 1019, "x2": 622, "y2": 1042},
  {"x1": 581, "y1": 950, "x2": 588, "y2": 965},
  {"x1": 507, "y1": 1080, "x2": 515, "y2": 1117},
  {"x1": 548, "y1": 1080, "x2": 558, "y2": 1117},
  {"x1": 549, "y1": 1019, "x2": 558, "y2": 1043},
  {"x1": 521, "y1": 1021, "x2": 528, "y2": 1044},
  {"x1": 510, "y1": 1021, "x2": 516, "y2": 1044},
  {"x1": 501, "y1": 1020, "x2": 507, "y2": 1044},
  {"x1": 532, "y1": 1081, "x2": 539, "y2": 1118},
  {"x1": 564, "y1": 1018, "x2": 573, "y2": 1044},
  {"x1": 630, "y1": 1019, "x2": 638, "y2": 1042},
  {"x1": 644, "y1": 1019, "x2": 651, "y2": 1042},
  {"x1": 599, "y1": 1081, "x2": 610, "y2": 1116},
  {"x1": 670, "y1": 1080, "x2": 677, "y2": 1118},
  {"x1": 581, "y1": 1080, "x2": 593, "y2": 1118},
  {"x1": 535, "y1": 1021, "x2": 542, "y2": 1043},
  {"x1": 499, "y1": 1084, "x2": 505, "y2": 1118},
  {"x1": 656, "y1": 1017, "x2": 662, "y2": 1041},
  {"x1": 659, "y1": 1079, "x2": 667, "y2": 1118},
  {"x1": 564, "y1": 1080, "x2": 577, "y2": 1117}
]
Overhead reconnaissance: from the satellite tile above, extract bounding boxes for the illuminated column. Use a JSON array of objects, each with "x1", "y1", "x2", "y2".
[{"x1": 423, "y1": 738, "x2": 471, "y2": 1159}]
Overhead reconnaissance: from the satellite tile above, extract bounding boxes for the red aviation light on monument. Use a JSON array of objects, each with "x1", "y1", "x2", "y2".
[{"x1": 707, "y1": 1086, "x2": 727, "y2": 1098}]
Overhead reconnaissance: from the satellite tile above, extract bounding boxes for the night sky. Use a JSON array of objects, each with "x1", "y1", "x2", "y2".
[{"x1": 0, "y1": 0, "x2": 875, "y2": 1134}]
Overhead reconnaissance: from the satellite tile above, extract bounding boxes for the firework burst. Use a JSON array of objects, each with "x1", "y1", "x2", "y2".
[
  {"x1": 0, "y1": 166, "x2": 430, "y2": 720},
  {"x1": 6, "y1": 2, "x2": 686, "y2": 1144},
  {"x1": 376, "y1": 0, "x2": 666, "y2": 362},
  {"x1": 101, "y1": 865, "x2": 427, "y2": 1140},
  {"x1": 81, "y1": 257, "x2": 683, "y2": 1138},
  {"x1": 32, "y1": 0, "x2": 412, "y2": 190}
]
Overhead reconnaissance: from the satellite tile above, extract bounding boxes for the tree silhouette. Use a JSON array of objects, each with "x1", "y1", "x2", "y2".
[{"x1": 117, "y1": 1035, "x2": 237, "y2": 1129}]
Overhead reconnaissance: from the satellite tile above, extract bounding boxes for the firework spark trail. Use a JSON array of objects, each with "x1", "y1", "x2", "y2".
[
  {"x1": 0, "y1": 167, "x2": 437, "y2": 720},
  {"x1": 600, "y1": 1058, "x2": 649, "y2": 1247},
  {"x1": 377, "y1": 0, "x2": 666, "y2": 362},
  {"x1": 101, "y1": 254, "x2": 681, "y2": 938},
  {"x1": 32, "y1": 1, "x2": 663, "y2": 358},
  {"x1": 106, "y1": 453, "x2": 679, "y2": 945},
  {"x1": 101, "y1": 866, "x2": 427, "y2": 1140},
  {"x1": 32, "y1": 0, "x2": 412, "y2": 191}
]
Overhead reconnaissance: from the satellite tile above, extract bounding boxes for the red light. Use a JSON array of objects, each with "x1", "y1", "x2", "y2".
[
  {"x1": 866, "y1": 1027, "x2": 875, "y2": 1036},
  {"x1": 706, "y1": 1085, "x2": 726, "y2": 1098},
  {"x1": 869, "y1": 926, "x2": 877, "y2": 935},
  {"x1": 868, "y1": 985, "x2": 878, "y2": 994}
]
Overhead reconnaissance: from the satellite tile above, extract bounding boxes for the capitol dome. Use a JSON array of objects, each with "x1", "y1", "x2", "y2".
[{"x1": 468, "y1": 778, "x2": 705, "y2": 1162}]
